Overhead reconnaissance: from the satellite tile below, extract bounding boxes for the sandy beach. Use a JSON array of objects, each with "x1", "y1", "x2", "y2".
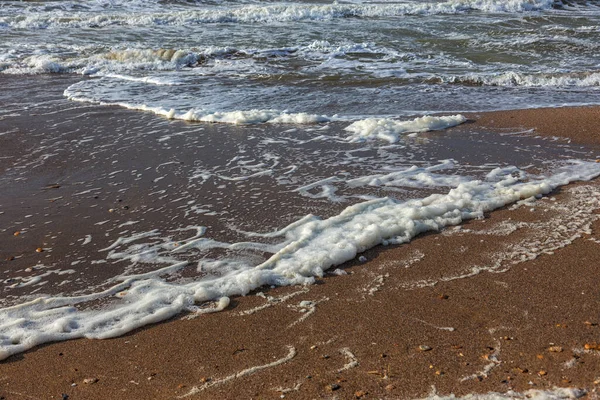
[{"x1": 1, "y1": 76, "x2": 600, "y2": 400}]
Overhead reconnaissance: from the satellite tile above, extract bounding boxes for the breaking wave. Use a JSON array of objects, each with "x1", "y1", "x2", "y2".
[{"x1": 0, "y1": 0, "x2": 563, "y2": 29}]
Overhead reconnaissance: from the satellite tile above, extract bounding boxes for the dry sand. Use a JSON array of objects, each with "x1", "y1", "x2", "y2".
[{"x1": 1, "y1": 98, "x2": 600, "y2": 399}]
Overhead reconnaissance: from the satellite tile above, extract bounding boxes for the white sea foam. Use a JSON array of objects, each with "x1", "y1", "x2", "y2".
[
  {"x1": 64, "y1": 83, "x2": 331, "y2": 125},
  {"x1": 0, "y1": 1, "x2": 559, "y2": 30},
  {"x1": 97, "y1": 73, "x2": 183, "y2": 86},
  {"x1": 0, "y1": 55, "x2": 74, "y2": 75},
  {"x1": 424, "y1": 387, "x2": 586, "y2": 399},
  {"x1": 344, "y1": 115, "x2": 467, "y2": 143},
  {"x1": 0, "y1": 160, "x2": 598, "y2": 360},
  {"x1": 447, "y1": 71, "x2": 600, "y2": 87},
  {"x1": 139, "y1": 105, "x2": 330, "y2": 125},
  {"x1": 295, "y1": 160, "x2": 470, "y2": 203},
  {"x1": 347, "y1": 160, "x2": 470, "y2": 188}
]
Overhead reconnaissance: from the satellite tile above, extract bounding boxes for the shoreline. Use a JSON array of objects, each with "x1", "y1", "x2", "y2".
[{"x1": 1, "y1": 77, "x2": 600, "y2": 399}]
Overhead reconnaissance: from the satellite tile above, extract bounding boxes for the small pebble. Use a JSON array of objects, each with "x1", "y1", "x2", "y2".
[
  {"x1": 13, "y1": 231, "x2": 20, "y2": 236},
  {"x1": 35, "y1": 247, "x2": 43, "y2": 253},
  {"x1": 358, "y1": 256, "x2": 367, "y2": 262},
  {"x1": 326, "y1": 383, "x2": 340, "y2": 392},
  {"x1": 83, "y1": 378, "x2": 98, "y2": 384},
  {"x1": 538, "y1": 370, "x2": 547, "y2": 376},
  {"x1": 419, "y1": 345, "x2": 432, "y2": 352},
  {"x1": 548, "y1": 346, "x2": 563, "y2": 353},
  {"x1": 355, "y1": 390, "x2": 367, "y2": 398},
  {"x1": 585, "y1": 343, "x2": 600, "y2": 350}
]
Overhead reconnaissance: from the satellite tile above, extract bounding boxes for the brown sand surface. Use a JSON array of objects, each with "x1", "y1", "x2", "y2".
[
  {"x1": 470, "y1": 107, "x2": 600, "y2": 145},
  {"x1": 1, "y1": 79, "x2": 600, "y2": 399},
  {"x1": 5, "y1": 181, "x2": 600, "y2": 400}
]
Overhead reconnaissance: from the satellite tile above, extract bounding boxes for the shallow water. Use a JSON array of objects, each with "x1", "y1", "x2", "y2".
[
  {"x1": 2, "y1": 0, "x2": 600, "y2": 117},
  {"x1": 1, "y1": 74, "x2": 600, "y2": 358},
  {"x1": 2, "y1": 1, "x2": 600, "y2": 359}
]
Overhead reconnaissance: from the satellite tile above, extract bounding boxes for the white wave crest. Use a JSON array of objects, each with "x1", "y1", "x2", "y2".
[
  {"x1": 0, "y1": 0, "x2": 558, "y2": 29},
  {"x1": 446, "y1": 71, "x2": 600, "y2": 87},
  {"x1": 171, "y1": 108, "x2": 331, "y2": 124},
  {"x1": 0, "y1": 55, "x2": 75, "y2": 75},
  {"x1": 64, "y1": 83, "x2": 330, "y2": 124}
]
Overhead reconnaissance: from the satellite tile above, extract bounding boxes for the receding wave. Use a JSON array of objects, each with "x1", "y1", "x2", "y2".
[
  {"x1": 64, "y1": 82, "x2": 331, "y2": 124},
  {"x1": 1, "y1": 160, "x2": 599, "y2": 360}
]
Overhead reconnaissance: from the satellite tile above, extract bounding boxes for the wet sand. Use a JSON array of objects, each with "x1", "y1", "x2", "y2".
[
  {"x1": 473, "y1": 107, "x2": 600, "y2": 146},
  {"x1": 1, "y1": 76, "x2": 600, "y2": 399}
]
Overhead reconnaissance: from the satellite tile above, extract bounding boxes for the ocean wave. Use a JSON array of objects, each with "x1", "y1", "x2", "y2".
[
  {"x1": 161, "y1": 107, "x2": 332, "y2": 124},
  {"x1": 0, "y1": 41, "x2": 400, "y2": 77},
  {"x1": 64, "y1": 82, "x2": 331, "y2": 124},
  {"x1": 444, "y1": 71, "x2": 600, "y2": 87},
  {"x1": 0, "y1": 47, "x2": 229, "y2": 75},
  {"x1": 0, "y1": 55, "x2": 77, "y2": 75},
  {"x1": 0, "y1": 0, "x2": 562, "y2": 29}
]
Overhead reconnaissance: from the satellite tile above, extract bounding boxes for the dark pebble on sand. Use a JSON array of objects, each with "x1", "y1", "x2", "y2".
[{"x1": 326, "y1": 383, "x2": 340, "y2": 392}]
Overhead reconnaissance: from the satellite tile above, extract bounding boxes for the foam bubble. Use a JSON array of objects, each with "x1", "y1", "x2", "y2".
[{"x1": 344, "y1": 115, "x2": 467, "y2": 143}]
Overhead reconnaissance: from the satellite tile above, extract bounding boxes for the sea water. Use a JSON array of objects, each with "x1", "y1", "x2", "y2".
[
  {"x1": 2, "y1": 0, "x2": 600, "y2": 118},
  {"x1": 1, "y1": 0, "x2": 600, "y2": 369}
]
